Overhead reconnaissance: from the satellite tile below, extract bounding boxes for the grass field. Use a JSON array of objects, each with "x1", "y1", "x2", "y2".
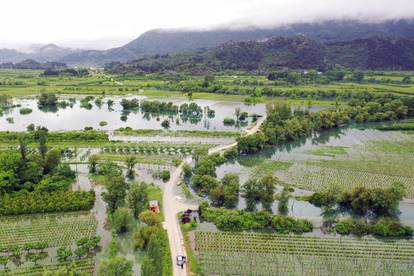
[
  {"x1": 195, "y1": 231, "x2": 414, "y2": 276},
  {"x1": 1, "y1": 70, "x2": 413, "y2": 104}
]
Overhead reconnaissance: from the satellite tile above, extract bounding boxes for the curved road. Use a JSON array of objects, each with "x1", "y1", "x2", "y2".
[{"x1": 163, "y1": 117, "x2": 266, "y2": 276}]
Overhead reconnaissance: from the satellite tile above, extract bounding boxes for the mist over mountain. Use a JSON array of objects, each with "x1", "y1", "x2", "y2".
[
  {"x1": 1, "y1": 18, "x2": 414, "y2": 66},
  {"x1": 105, "y1": 36, "x2": 414, "y2": 73},
  {"x1": 60, "y1": 18, "x2": 414, "y2": 66},
  {"x1": 0, "y1": 43, "x2": 81, "y2": 63}
]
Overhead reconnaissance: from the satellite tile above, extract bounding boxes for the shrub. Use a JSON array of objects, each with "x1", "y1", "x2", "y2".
[
  {"x1": 223, "y1": 118, "x2": 235, "y2": 125},
  {"x1": 271, "y1": 215, "x2": 313, "y2": 234},
  {"x1": 112, "y1": 208, "x2": 133, "y2": 234},
  {"x1": 237, "y1": 132, "x2": 266, "y2": 154},
  {"x1": 133, "y1": 225, "x2": 160, "y2": 250},
  {"x1": 373, "y1": 217, "x2": 413, "y2": 237},
  {"x1": 139, "y1": 210, "x2": 162, "y2": 226},
  {"x1": 160, "y1": 170, "x2": 170, "y2": 182},
  {"x1": 161, "y1": 119, "x2": 170, "y2": 129},
  {"x1": 19, "y1": 108, "x2": 32, "y2": 115},
  {"x1": 223, "y1": 148, "x2": 238, "y2": 160},
  {"x1": 335, "y1": 219, "x2": 353, "y2": 235},
  {"x1": 98, "y1": 256, "x2": 133, "y2": 276},
  {"x1": 182, "y1": 163, "x2": 192, "y2": 177}
]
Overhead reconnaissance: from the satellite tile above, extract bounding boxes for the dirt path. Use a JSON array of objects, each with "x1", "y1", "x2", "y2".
[
  {"x1": 163, "y1": 116, "x2": 266, "y2": 276},
  {"x1": 163, "y1": 156, "x2": 197, "y2": 276}
]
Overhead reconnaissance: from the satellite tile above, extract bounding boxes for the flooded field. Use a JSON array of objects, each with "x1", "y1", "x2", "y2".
[
  {"x1": 0, "y1": 96, "x2": 266, "y2": 132},
  {"x1": 207, "y1": 124, "x2": 414, "y2": 228}
]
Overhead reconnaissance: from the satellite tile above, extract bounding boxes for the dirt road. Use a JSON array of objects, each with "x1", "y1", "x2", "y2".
[{"x1": 163, "y1": 116, "x2": 266, "y2": 276}]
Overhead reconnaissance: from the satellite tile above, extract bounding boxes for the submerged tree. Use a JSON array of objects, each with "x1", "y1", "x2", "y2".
[
  {"x1": 88, "y1": 155, "x2": 99, "y2": 174},
  {"x1": 127, "y1": 182, "x2": 149, "y2": 218},
  {"x1": 125, "y1": 156, "x2": 137, "y2": 178},
  {"x1": 103, "y1": 175, "x2": 128, "y2": 213}
]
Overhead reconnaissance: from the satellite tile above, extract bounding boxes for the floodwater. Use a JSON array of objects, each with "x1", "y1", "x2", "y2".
[
  {"x1": 253, "y1": 123, "x2": 412, "y2": 162},
  {"x1": 0, "y1": 96, "x2": 266, "y2": 132},
  {"x1": 212, "y1": 124, "x2": 414, "y2": 228}
]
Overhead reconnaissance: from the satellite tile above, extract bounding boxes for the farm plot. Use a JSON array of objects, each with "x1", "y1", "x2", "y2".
[
  {"x1": 281, "y1": 138, "x2": 414, "y2": 197},
  {"x1": 0, "y1": 212, "x2": 96, "y2": 248},
  {"x1": 6, "y1": 258, "x2": 95, "y2": 275},
  {"x1": 283, "y1": 162, "x2": 414, "y2": 196},
  {"x1": 100, "y1": 143, "x2": 211, "y2": 156},
  {"x1": 195, "y1": 231, "x2": 414, "y2": 276}
]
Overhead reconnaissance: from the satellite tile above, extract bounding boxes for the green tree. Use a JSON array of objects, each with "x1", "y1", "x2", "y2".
[
  {"x1": 161, "y1": 119, "x2": 170, "y2": 129},
  {"x1": 133, "y1": 225, "x2": 160, "y2": 250},
  {"x1": 26, "y1": 123, "x2": 35, "y2": 132},
  {"x1": 141, "y1": 229, "x2": 170, "y2": 276},
  {"x1": 0, "y1": 256, "x2": 9, "y2": 269},
  {"x1": 19, "y1": 137, "x2": 28, "y2": 162},
  {"x1": 98, "y1": 161, "x2": 123, "y2": 178},
  {"x1": 182, "y1": 163, "x2": 192, "y2": 177},
  {"x1": 259, "y1": 176, "x2": 278, "y2": 212},
  {"x1": 0, "y1": 170, "x2": 16, "y2": 193},
  {"x1": 235, "y1": 107, "x2": 241, "y2": 121},
  {"x1": 277, "y1": 186, "x2": 291, "y2": 215},
  {"x1": 8, "y1": 245, "x2": 22, "y2": 267},
  {"x1": 236, "y1": 132, "x2": 266, "y2": 154},
  {"x1": 112, "y1": 208, "x2": 133, "y2": 234},
  {"x1": 351, "y1": 71, "x2": 364, "y2": 82},
  {"x1": 286, "y1": 71, "x2": 300, "y2": 84},
  {"x1": 103, "y1": 175, "x2": 128, "y2": 213},
  {"x1": 241, "y1": 179, "x2": 260, "y2": 211},
  {"x1": 88, "y1": 155, "x2": 99, "y2": 174},
  {"x1": 139, "y1": 210, "x2": 162, "y2": 226},
  {"x1": 57, "y1": 246, "x2": 72, "y2": 262},
  {"x1": 98, "y1": 256, "x2": 133, "y2": 276},
  {"x1": 26, "y1": 252, "x2": 48, "y2": 265},
  {"x1": 125, "y1": 156, "x2": 137, "y2": 178},
  {"x1": 36, "y1": 127, "x2": 48, "y2": 160},
  {"x1": 127, "y1": 182, "x2": 149, "y2": 218},
  {"x1": 43, "y1": 149, "x2": 61, "y2": 174},
  {"x1": 402, "y1": 76, "x2": 411, "y2": 84}
]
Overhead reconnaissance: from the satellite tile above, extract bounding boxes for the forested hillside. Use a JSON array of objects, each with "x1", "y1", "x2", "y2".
[{"x1": 106, "y1": 36, "x2": 414, "y2": 73}]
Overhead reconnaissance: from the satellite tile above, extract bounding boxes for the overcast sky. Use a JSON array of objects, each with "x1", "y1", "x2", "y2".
[{"x1": 1, "y1": 0, "x2": 413, "y2": 50}]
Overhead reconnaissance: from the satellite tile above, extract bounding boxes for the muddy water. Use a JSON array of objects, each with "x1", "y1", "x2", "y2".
[{"x1": 71, "y1": 165, "x2": 112, "y2": 250}]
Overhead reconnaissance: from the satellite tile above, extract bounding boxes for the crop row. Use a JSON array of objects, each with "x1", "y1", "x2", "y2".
[
  {"x1": 197, "y1": 252, "x2": 414, "y2": 276},
  {"x1": 285, "y1": 162, "x2": 414, "y2": 196},
  {"x1": 0, "y1": 212, "x2": 97, "y2": 247},
  {"x1": 3, "y1": 258, "x2": 94, "y2": 275},
  {"x1": 195, "y1": 232, "x2": 414, "y2": 275},
  {"x1": 100, "y1": 144, "x2": 208, "y2": 155}
]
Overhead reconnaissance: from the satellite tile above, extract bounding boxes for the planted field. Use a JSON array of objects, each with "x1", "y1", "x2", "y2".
[
  {"x1": 0, "y1": 212, "x2": 96, "y2": 247},
  {"x1": 284, "y1": 162, "x2": 414, "y2": 196},
  {"x1": 100, "y1": 143, "x2": 211, "y2": 156},
  {"x1": 6, "y1": 258, "x2": 94, "y2": 275},
  {"x1": 195, "y1": 231, "x2": 414, "y2": 275},
  {"x1": 114, "y1": 129, "x2": 240, "y2": 138},
  {"x1": 281, "y1": 139, "x2": 414, "y2": 197}
]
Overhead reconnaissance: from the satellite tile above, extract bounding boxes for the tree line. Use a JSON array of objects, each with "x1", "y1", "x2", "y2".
[{"x1": 238, "y1": 95, "x2": 412, "y2": 154}]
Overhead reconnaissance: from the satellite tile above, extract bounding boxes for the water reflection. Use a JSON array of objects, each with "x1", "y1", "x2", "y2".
[{"x1": 0, "y1": 96, "x2": 266, "y2": 132}]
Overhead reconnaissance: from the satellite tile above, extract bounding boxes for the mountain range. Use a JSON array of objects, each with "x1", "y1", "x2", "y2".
[
  {"x1": 0, "y1": 44, "x2": 81, "y2": 64},
  {"x1": 1, "y1": 19, "x2": 414, "y2": 67},
  {"x1": 104, "y1": 36, "x2": 414, "y2": 73}
]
